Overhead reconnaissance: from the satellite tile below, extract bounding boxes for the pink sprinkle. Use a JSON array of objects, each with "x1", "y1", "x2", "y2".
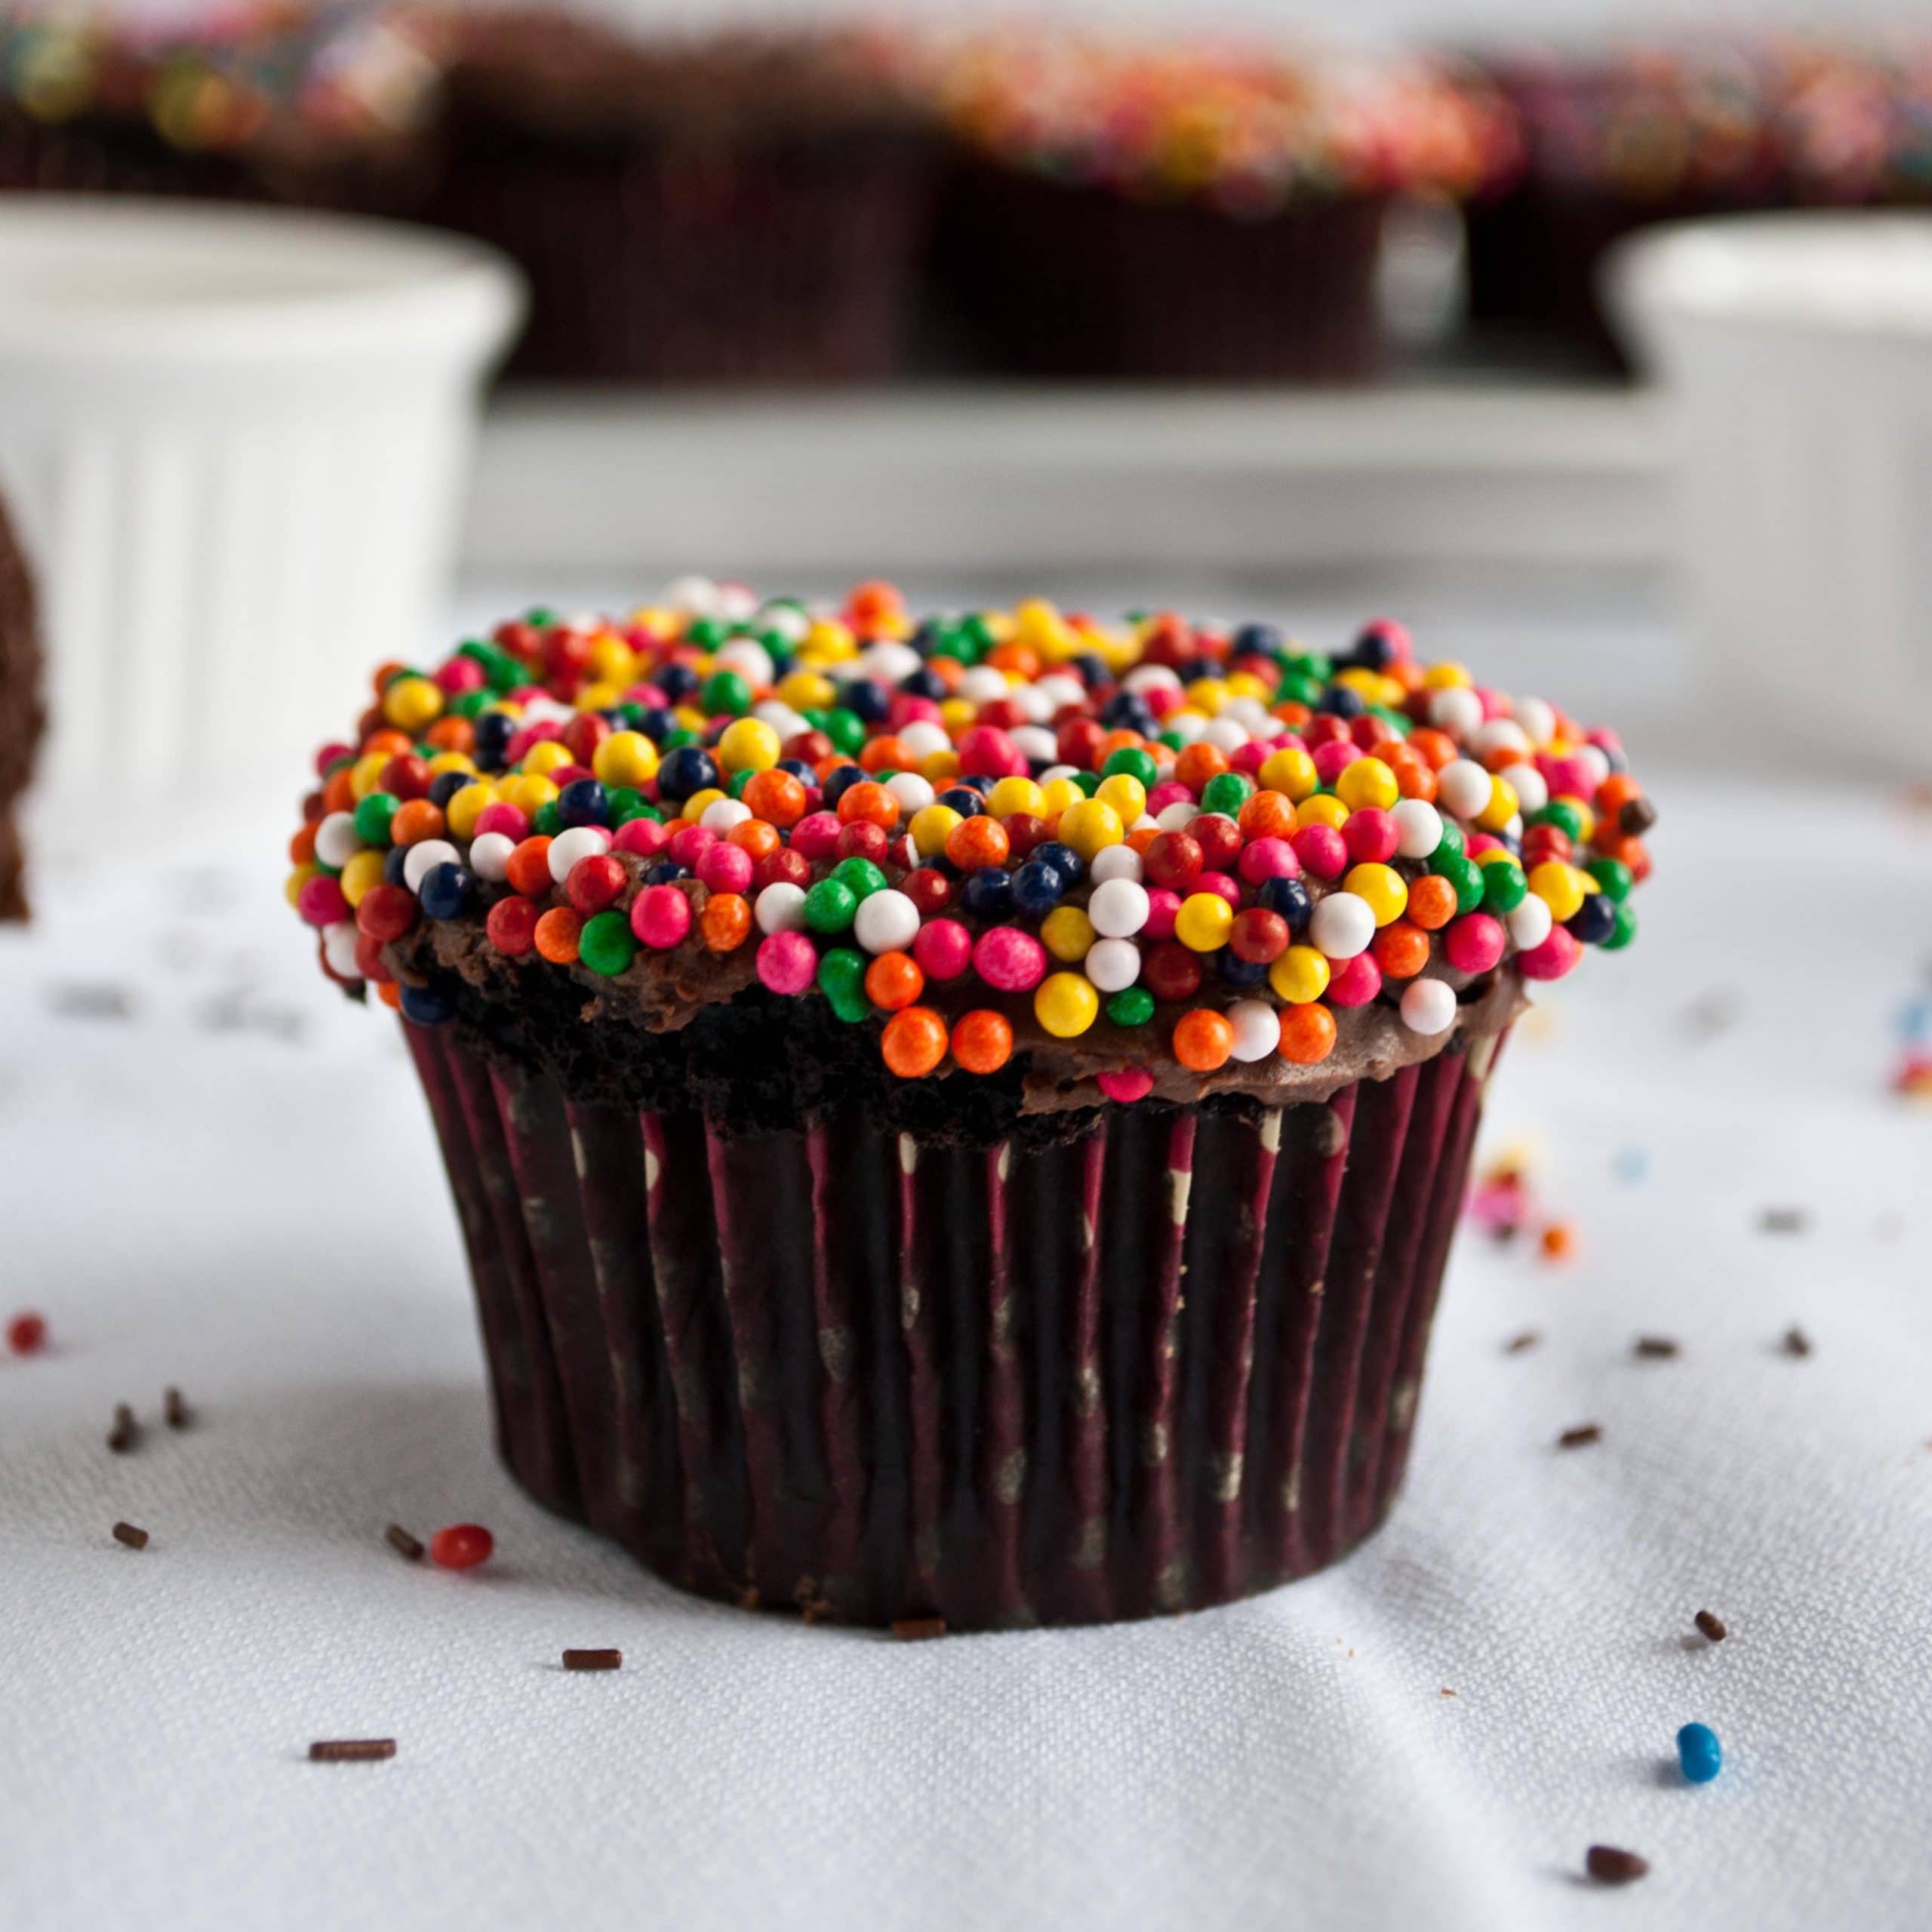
[
  {"x1": 891, "y1": 694, "x2": 942, "y2": 728},
  {"x1": 912, "y1": 918, "x2": 972, "y2": 982},
  {"x1": 666, "y1": 825, "x2": 715, "y2": 869},
  {"x1": 1238, "y1": 835, "x2": 1300, "y2": 886},
  {"x1": 1312, "y1": 740, "x2": 1358, "y2": 786},
  {"x1": 297, "y1": 875, "x2": 350, "y2": 928},
  {"x1": 956, "y1": 725, "x2": 1023, "y2": 778},
  {"x1": 1444, "y1": 912, "x2": 1506, "y2": 974},
  {"x1": 475, "y1": 801, "x2": 531, "y2": 842},
  {"x1": 614, "y1": 817, "x2": 669, "y2": 858},
  {"x1": 756, "y1": 930, "x2": 817, "y2": 995},
  {"x1": 792, "y1": 812, "x2": 841, "y2": 861},
  {"x1": 1465, "y1": 831, "x2": 1503, "y2": 857},
  {"x1": 1517, "y1": 927, "x2": 1583, "y2": 981},
  {"x1": 1291, "y1": 823, "x2": 1348, "y2": 881},
  {"x1": 1327, "y1": 952, "x2": 1383, "y2": 1008},
  {"x1": 1229, "y1": 741, "x2": 1269, "y2": 777},
  {"x1": 1343, "y1": 808, "x2": 1398, "y2": 866},
  {"x1": 1097, "y1": 1068, "x2": 1155, "y2": 1103},
  {"x1": 435, "y1": 657, "x2": 485, "y2": 695},
  {"x1": 314, "y1": 741, "x2": 354, "y2": 777},
  {"x1": 629, "y1": 884, "x2": 692, "y2": 950},
  {"x1": 1197, "y1": 870, "x2": 1241, "y2": 908},
  {"x1": 697, "y1": 843, "x2": 754, "y2": 894},
  {"x1": 1146, "y1": 780, "x2": 1193, "y2": 817},
  {"x1": 972, "y1": 926, "x2": 1047, "y2": 994},
  {"x1": 1141, "y1": 888, "x2": 1181, "y2": 943},
  {"x1": 547, "y1": 762, "x2": 592, "y2": 790}
]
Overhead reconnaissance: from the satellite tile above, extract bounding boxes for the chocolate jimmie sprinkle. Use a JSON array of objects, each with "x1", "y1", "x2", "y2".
[
  {"x1": 111, "y1": 1521, "x2": 149, "y2": 1550},
  {"x1": 1633, "y1": 1336, "x2": 1680, "y2": 1359},
  {"x1": 1782, "y1": 1326, "x2": 1814, "y2": 1358},
  {"x1": 106, "y1": 1404, "x2": 138, "y2": 1454},
  {"x1": 891, "y1": 1617, "x2": 948, "y2": 1642},
  {"x1": 1586, "y1": 1845, "x2": 1650, "y2": 1885},
  {"x1": 1695, "y1": 1610, "x2": 1728, "y2": 1642},
  {"x1": 163, "y1": 1386, "x2": 191, "y2": 1429},
  {"x1": 1557, "y1": 1424, "x2": 1602, "y2": 1450},
  {"x1": 309, "y1": 1740, "x2": 395, "y2": 1762},
  {"x1": 561, "y1": 1649, "x2": 623, "y2": 1671},
  {"x1": 384, "y1": 1524, "x2": 425, "y2": 1562},
  {"x1": 1503, "y1": 1330, "x2": 1541, "y2": 1355}
]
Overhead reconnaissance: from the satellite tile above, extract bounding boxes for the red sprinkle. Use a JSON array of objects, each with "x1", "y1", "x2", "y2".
[
  {"x1": 428, "y1": 1523, "x2": 494, "y2": 1570},
  {"x1": 7, "y1": 1311, "x2": 47, "y2": 1355}
]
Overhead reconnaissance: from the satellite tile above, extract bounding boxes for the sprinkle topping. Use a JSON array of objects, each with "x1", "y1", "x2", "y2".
[{"x1": 289, "y1": 580, "x2": 1651, "y2": 1094}]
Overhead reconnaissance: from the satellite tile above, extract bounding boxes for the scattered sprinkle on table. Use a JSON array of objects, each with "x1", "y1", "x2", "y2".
[
  {"x1": 6, "y1": 1310, "x2": 46, "y2": 1355},
  {"x1": 1782, "y1": 1326, "x2": 1814, "y2": 1358},
  {"x1": 428, "y1": 1523, "x2": 494, "y2": 1570},
  {"x1": 1677, "y1": 1721, "x2": 1722, "y2": 1784},
  {"x1": 106, "y1": 1404, "x2": 138, "y2": 1454},
  {"x1": 309, "y1": 1739, "x2": 395, "y2": 1763},
  {"x1": 1759, "y1": 1207, "x2": 1808, "y2": 1235},
  {"x1": 1539, "y1": 1221, "x2": 1577, "y2": 1263},
  {"x1": 1634, "y1": 1335, "x2": 1680, "y2": 1359},
  {"x1": 384, "y1": 1524, "x2": 425, "y2": 1561},
  {"x1": 1586, "y1": 1846, "x2": 1650, "y2": 1885},
  {"x1": 1503, "y1": 1329, "x2": 1541, "y2": 1355},
  {"x1": 1694, "y1": 1609, "x2": 1727, "y2": 1643},
  {"x1": 163, "y1": 1386, "x2": 191, "y2": 1429},
  {"x1": 891, "y1": 1617, "x2": 948, "y2": 1642},
  {"x1": 562, "y1": 1648, "x2": 623, "y2": 1671},
  {"x1": 111, "y1": 1521, "x2": 149, "y2": 1550},
  {"x1": 1557, "y1": 1424, "x2": 1602, "y2": 1450}
]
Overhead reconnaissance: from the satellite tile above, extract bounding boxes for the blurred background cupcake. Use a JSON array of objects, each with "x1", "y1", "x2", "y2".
[
  {"x1": 429, "y1": 9, "x2": 936, "y2": 383},
  {"x1": 0, "y1": 482, "x2": 41, "y2": 919},
  {"x1": 929, "y1": 32, "x2": 1518, "y2": 381},
  {"x1": 0, "y1": 2, "x2": 447, "y2": 215},
  {"x1": 1463, "y1": 36, "x2": 1932, "y2": 371}
]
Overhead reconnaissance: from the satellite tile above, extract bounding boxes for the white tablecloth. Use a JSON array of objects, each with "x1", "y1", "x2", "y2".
[{"x1": 4, "y1": 765, "x2": 1930, "y2": 1932}]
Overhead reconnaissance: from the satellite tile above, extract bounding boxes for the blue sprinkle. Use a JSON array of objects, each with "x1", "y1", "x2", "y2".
[
  {"x1": 1677, "y1": 1722, "x2": 1722, "y2": 1784},
  {"x1": 398, "y1": 983, "x2": 454, "y2": 1027},
  {"x1": 1612, "y1": 1146, "x2": 1650, "y2": 1184}
]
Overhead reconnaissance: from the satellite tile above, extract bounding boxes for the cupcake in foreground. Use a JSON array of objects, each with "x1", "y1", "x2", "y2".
[
  {"x1": 934, "y1": 35, "x2": 1518, "y2": 379},
  {"x1": 429, "y1": 12, "x2": 934, "y2": 382},
  {"x1": 0, "y1": 489, "x2": 42, "y2": 921},
  {"x1": 288, "y1": 582, "x2": 1652, "y2": 1628}
]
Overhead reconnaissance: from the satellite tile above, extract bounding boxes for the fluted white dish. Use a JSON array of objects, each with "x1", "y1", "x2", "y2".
[
  {"x1": 0, "y1": 198, "x2": 523, "y2": 816},
  {"x1": 1609, "y1": 212, "x2": 1932, "y2": 771}
]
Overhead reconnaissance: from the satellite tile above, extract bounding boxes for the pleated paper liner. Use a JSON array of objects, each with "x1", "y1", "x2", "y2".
[
  {"x1": 432, "y1": 129, "x2": 932, "y2": 383},
  {"x1": 405, "y1": 1021, "x2": 1503, "y2": 1629},
  {"x1": 934, "y1": 166, "x2": 1389, "y2": 380}
]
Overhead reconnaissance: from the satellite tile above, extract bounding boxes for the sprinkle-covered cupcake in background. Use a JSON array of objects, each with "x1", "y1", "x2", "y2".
[
  {"x1": 0, "y1": 488, "x2": 41, "y2": 921},
  {"x1": 288, "y1": 581, "x2": 1652, "y2": 1629},
  {"x1": 931, "y1": 34, "x2": 1518, "y2": 380},
  {"x1": 1464, "y1": 38, "x2": 1932, "y2": 369},
  {"x1": 428, "y1": 12, "x2": 935, "y2": 383},
  {"x1": 0, "y1": 4, "x2": 448, "y2": 214}
]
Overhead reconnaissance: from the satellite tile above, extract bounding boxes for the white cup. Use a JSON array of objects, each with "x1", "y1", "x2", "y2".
[
  {"x1": 0, "y1": 198, "x2": 524, "y2": 817},
  {"x1": 1608, "y1": 212, "x2": 1932, "y2": 774}
]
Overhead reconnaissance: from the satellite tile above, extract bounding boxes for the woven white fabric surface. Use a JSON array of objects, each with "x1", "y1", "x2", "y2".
[{"x1": 3, "y1": 770, "x2": 1929, "y2": 1932}]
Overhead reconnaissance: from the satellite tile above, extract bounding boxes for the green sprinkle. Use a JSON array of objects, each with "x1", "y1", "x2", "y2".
[
  {"x1": 1102, "y1": 746, "x2": 1158, "y2": 789},
  {"x1": 1200, "y1": 771, "x2": 1254, "y2": 817},
  {"x1": 816, "y1": 948, "x2": 871, "y2": 1023},
  {"x1": 577, "y1": 911, "x2": 638, "y2": 977},
  {"x1": 829, "y1": 857, "x2": 887, "y2": 901},
  {"x1": 1480, "y1": 858, "x2": 1527, "y2": 915},
  {"x1": 532, "y1": 801, "x2": 564, "y2": 838},
  {"x1": 1588, "y1": 857, "x2": 1633, "y2": 903},
  {"x1": 803, "y1": 879, "x2": 857, "y2": 934},
  {"x1": 1106, "y1": 987, "x2": 1155, "y2": 1028},
  {"x1": 352, "y1": 792, "x2": 398, "y2": 847}
]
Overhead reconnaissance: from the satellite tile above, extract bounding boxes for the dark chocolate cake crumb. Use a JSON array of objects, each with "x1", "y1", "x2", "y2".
[
  {"x1": 562, "y1": 1648, "x2": 623, "y2": 1671},
  {"x1": 1503, "y1": 1330, "x2": 1541, "y2": 1355},
  {"x1": 1782, "y1": 1325, "x2": 1814, "y2": 1358},
  {"x1": 106, "y1": 1404, "x2": 138, "y2": 1454},
  {"x1": 1758, "y1": 1207, "x2": 1807, "y2": 1235},
  {"x1": 1586, "y1": 1845, "x2": 1650, "y2": 1885},
  {"x1": 384, "y1": 1524, "x2": 425, "y2": 1561},
  {"x1": 1694, "y1": 1610, "x2": 1727, "y2": 1643},
  {"x1": 1633, "y1": 1336, "x2": 1680, "y2": 1359},
  {"x1": 891, "y1": 1616, "x2": 948, "y2": 1642},
  {"x1": 163, "y1": 1386, "x2": 191, "y2": 1429},
  {"x1": 1556, "y1": 1423, "x2": 1602, "y2": 1450},
  {"x1": 309, "y1": 1739, "x2": 395, "y2": 1763},
  {"x1": 111, "y1": 1521, "x2": 149, "y2": 1550}
]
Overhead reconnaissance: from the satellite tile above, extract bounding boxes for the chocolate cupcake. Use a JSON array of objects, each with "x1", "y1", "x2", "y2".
[
  {"x1": 429, "y1": 14, "x2": 934, "y2": 383},
  {"x1": 932, "y1": 36, "x2": 1518, "y2": 380},
  {"x1": 289, "y1": 581, "x2": 1652, "y2": 1627},
  {"x1": 0, "y1": 5, "x2": 446, "y2": 216},
  {"x1": 1464, "y1": 38, "x2": 1932, "y2": 370},
  {"x1": 0, "y1": 489, "x2": 42, "y2": 921}
]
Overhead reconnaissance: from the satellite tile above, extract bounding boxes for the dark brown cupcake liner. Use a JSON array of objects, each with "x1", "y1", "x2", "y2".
[
  {"x1": 405, "y1": 1020, "x2": 1504, "y2": 1628},
  {"x1": 933, "y1": 165, "x2": 1389, "y2": 381},
  {"x1": 432, "y1": 130, "x2": 933, "y2": 383}
]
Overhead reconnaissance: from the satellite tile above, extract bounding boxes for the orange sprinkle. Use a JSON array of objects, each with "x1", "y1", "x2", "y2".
[
  {"x1": 950, "y1": 1009, "x2": 1014, "y2": 1075},
  {"x1": 699, "y1": 893, "x2": 752, "y2": 953},
  {"x1": 1172, "y1": 1008, "x2": 1235, "y2": 1072},
  {"x1": 534, "y1": 906, "x2": 583, "y2": 965},
  {"x1": 881, "y1": 1006, "x2": 948, "y2": 1078},
  {"x1": 863, "y1": 951, "x2": 924, "y2": 1011},
  {"x1": 1278, "y1": 1003, "x2": 1337, "y2": 1066},
  {"x1": 1407, "y1": 874, "x2": 1459, "y2": 931},
  {"x1": 389, "y1": 799, "x2": 446, "y2": 846},
  {"x1": 1540, "y1": 1221, "x2": 1578, "y2": 1263}
]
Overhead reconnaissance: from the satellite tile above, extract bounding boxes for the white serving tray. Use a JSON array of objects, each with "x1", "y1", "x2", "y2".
[{"x1": 464, "y1": 381, "x2": 1666, "y2": 578}]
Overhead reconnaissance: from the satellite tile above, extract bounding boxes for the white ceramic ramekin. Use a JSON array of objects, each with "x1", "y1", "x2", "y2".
[
  {"x1": 0, "y1": 198, "x2": 524, "y2": 816},
  {"x1": 1608, "y1": 213, "x2": 1932, "y2": 774}
]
